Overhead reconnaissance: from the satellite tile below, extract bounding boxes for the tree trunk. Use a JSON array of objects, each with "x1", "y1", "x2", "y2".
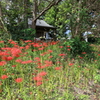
[
  {"x1": 31, "y1": 0, "x2": 62, "y2": 29},
  {"x1": 0, "y1": 1, "x2": 11, "y2": 40},
  {"x1": 24, "y1": 0, "x2": 29, "y2": 29}
]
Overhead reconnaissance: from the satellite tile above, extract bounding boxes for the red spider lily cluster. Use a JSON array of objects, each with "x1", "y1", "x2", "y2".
[
  {"x1": 0, "y1": 39, "x2": 99, "y2": 89},
  {"x1": 0, "y1": 40, "x2": 64, "y2": 87}
]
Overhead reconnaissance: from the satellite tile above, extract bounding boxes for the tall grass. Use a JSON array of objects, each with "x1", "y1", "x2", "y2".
[{"x1": 0, "y1": 39, "x2": 100, "y2": 100}]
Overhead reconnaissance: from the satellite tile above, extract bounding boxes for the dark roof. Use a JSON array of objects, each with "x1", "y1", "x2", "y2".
[
  {"x1": 36, "y1": 19, "x2": 55, "y2": 29},
  {"x1": 28, "y1": 19, "x2": 55, "y2": 29}
]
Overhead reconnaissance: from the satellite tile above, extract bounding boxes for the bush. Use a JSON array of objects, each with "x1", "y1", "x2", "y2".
[{"x1": 63, "y1": 37, "x2": 94, "y2": 58}]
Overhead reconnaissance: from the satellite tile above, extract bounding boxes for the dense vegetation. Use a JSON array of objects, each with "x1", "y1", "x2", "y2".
[
  {"x1": 0, "y1": 0, "x2": 100, "y2": 40},
  {"x1": 0, "y1": 0, "x2": 100, "y2": 100},
  {"x1": 0, "y1": 40, "x2": 100, "y2": 100}
]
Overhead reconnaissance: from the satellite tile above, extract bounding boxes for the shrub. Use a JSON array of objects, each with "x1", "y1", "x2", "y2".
[{"x1": 63, "y1": 37, "x2": 94, "y2": 59}]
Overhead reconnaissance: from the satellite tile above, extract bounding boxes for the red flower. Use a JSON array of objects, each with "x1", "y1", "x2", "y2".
[
  {"x1": 15, "y1": 78, "x2": 23, "y2": 83},
  {"x1": 55, "y1": 67, "x2": 62, "y2": 70},
  {"x1": 79, "y1": 57, "x2": 83, "y2": 59},
  {"x1": 11, "y1": 48, "x2": 21, "y2": 57},
  {"x1": 47, "y1": 49, "x2": 53, "y2": 53},
  {"x1": 37, "y1": 71, "x2": 47, "y2": 76},
  {"x1": 67, "y1": 49, "x2": 71, "y2": 51},
  {"x1": 21, "y1": 60, "x2": 33, "y2": 64},
  {"x1": 0, "y1": 61, "x2": 6, "y2": 66},
  {"x1": 36, "y1": 81, "x2": 42, "y2": 86},
  {"x1": 2, "y1": 56, "x2": 13, "y2": 61},
  {"x1": 69, "y1": 63, "x2": 74, "y2": 66},
  {"x1": 66, "y1": 46, "x2": 70, "y2": 47},
  {"x1": 59, "y1": 54, "x2": 66, "y2": 56},
  {"x1": 59, "y1": 46, "x2": 63, "y2": 48},
  {"x1": 33, "y1": 76, "x2": 43, "y2": 81},
  {"x1": 34, "y1": 57, "x2": 41, "y2": 62},
  {"x1": 24, "y1": 40, "x2": 32, "y2": 43},
  {"x1": 98, "y1": 54, "x2": 100, "y2": 56},
  {"x1": 0, "y1": 81, "x2": 2, "y2": 85},
  {"x1": 15, "y1": 59, "x2": 22, "y2": 63},
  {"x1": 38, "y1": 47, "x2": 44, "y2": 50},
  {"x1": 12, "y1": 65, "x2": 16, "y2": 67},
  {"x1": 0, "y1": 41, "x2": 4, "y2": 43},
  {"x1": 1, "y1": 75, "x2": 8, "y2": 80},
  {"x1": 82, "y1": 52, "x2": 86, "y2": 54},
  {"x1": 48, "y1": 56, "x2": 53, "y2": 59},
  {"x1": 78, "y1": 66, "x2": 81, "y2": 68},
  {"x1": 37, "y1": 65, "x2": 46, "y2": 69},
  {"x1": 33, "y1": 43, "x2": 41, "y2": 47}
]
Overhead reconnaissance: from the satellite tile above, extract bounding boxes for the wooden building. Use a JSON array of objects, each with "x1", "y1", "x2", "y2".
[{"x1": 28, "y1": 19, "x2": 56, "y2": 39}]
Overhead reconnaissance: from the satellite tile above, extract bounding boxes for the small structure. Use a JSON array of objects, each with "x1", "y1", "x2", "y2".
[{"x1": 28, "y1": 19, "x2": 56, "y2": 39}]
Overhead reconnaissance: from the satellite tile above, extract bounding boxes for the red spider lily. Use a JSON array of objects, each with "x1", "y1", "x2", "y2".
[
  {"x1": 2, "y1": 56, "x2": 13, "y2": 61},
  {"x1": 42, "y1": 42, "x2": 48, "y2": 47},
  {"x1": 33, "y1": 76, "x2": 43, "y2": 81},
  {"x1": 44, "y1": 60, "x2": 53, "y2": 65},
  {"x1": 15, "y1": 78, "x2": 23, "y2": 83},
  {"x1": 29, "y1": 92, "x2": 33, "y2": 95},
  {"x1": 19, "y1": 47, "x2": 24, "y2": 50},
  {"x1": 16, "y1": 59, "x2": 22, "y2": 63},
  {"x1": 59, "y1": 46, "x2": 63, "y2": 48},
  {"x1": 40, "y1": 52, "x2": 47, "y2": 56},
  {"x1": 47, "y1": 49, "x2": 53, "y2": 53},
  {"x1": 21, "y1": 60, "x2": 33, "y2": 64},
  {"x1": 48, "y1": 56, "x2": 53, "y2": 59},
  {"x1": 14, "y1": 45, "x2": 19, "y2": 48},
  {"x1": 0, "y1": 41, "x2": 4, "y2": 43},
  {"x1": 25, "y1": 45, "x2": 30, "y2": 49},
  {"x1": 38, "y1": 47, "x2": 44, "y2": 50},
  {"x1": 0, "y1": 51, "x2": 9, "y2": 56},
  {"x1": 8, "y1": 40, "x2": 18, "y2": 45},
  {"x1": 59, "y1": 54, "x2": 66, "y2": 56},
  {"x1": 67, "y1": 49, "x2": 71, "y2": 51},
  {"x1": 24, "y1": 40, "x2": 32, "y2": 43},
  {"x1": 50, "y1": 41, "x2": 58, "y2": 45},
  {"x1": 33, "y1": 43, "x2": 41, "y2": 47},
  {"x1": 66, "y1": 46, "x2": 70, "y2": 47},
  {"x1": 36, "y1": 81, "x2": 42, "y2": 86},
  {"x1": 10, "y1": 48, "x2": 21, "y2": 57},
  {"x1": 0, "y1": 61, "x2": 6, "y2": 66},
  {"x1": 79, "y1": 57, "x2": 83, "y2": 59},
  {"x1": 1, "y1": 75, "x2": 8, "y2": 79},
  {"x1": 69, "y1": 63, "x2": 74, "y2": 66},
  {"x1": 1, "y1": 47, "x2": 11, "y2": 51},
  {"x1": 54, "y1": 66, "x2": 62, "y2": 70},
  {"x1": 37, "y1": 71, "x2": 47, "y2": 76},
  {"x1": 98, "y1": 54, "x2": 100, "y2": 56},
  {"x1": 0, "y1": 81, "x2": 2, "y2": 85},
  {"x1": 82, "y1": 52, "x2": 86, "y2": 54},
  {"x1": 12, "y1": 65, "x2": 16, "y2": 67},
  {"x1": 34, "y1": 57, "x2": 41, "y2": 62},
  {"x1": 37, "y1": 65, "x2": 47, "y2": 69}
]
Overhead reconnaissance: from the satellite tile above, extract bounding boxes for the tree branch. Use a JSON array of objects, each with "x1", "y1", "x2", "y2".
[{"x1": 33, "y1": 0, "x2": 62, "y2": 22}]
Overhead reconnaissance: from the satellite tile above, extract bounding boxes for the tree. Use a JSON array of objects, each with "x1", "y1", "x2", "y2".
[
  {"x1": 0, "y1": 1, "x2": 11, "y2": 40},
  {"x1": 44, "y1": 0, "x2": 100, "y2": 39},
  {"x1": 31, "y1": 0, "x2": 62, "y2": 29}
]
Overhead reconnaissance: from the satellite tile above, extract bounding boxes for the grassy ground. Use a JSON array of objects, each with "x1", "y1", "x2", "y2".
[{"x1": 0, "y1": 40, "x2": 100, "y2": 100}]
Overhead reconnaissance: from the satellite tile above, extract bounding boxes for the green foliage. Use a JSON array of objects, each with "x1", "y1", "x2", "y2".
[
  {"x1": 63, "y1": 37, "x2": 93, "y2": 58},
  {"x1": 78, "y1": 94, "x2": 89, "y2": 100},
  {"x1": 94, "y1": 74, "x2": 100, "y2": 83},
  {"x1": 20, "y1": 28, "x2": 36, "y2": 40}
]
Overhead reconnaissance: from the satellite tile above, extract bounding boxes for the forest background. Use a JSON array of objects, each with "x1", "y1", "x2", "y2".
[{"x1": 0, "y1": 0, "x2": 100, "y2": 41}]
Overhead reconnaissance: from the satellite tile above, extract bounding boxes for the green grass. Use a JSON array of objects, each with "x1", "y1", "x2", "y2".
[{"x1": 0, "y1": 40, "x2": 100, "y2": 100}]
